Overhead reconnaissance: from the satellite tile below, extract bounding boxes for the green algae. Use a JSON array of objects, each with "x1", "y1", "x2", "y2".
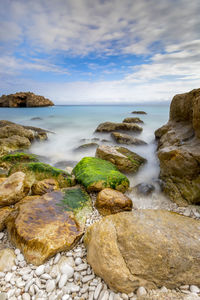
[{"x1": 0, "y1": 152, "x2": 39, "y2": 169}]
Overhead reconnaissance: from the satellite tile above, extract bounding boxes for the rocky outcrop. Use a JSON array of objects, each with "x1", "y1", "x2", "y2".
[
  {"x1": 96, "y1": 188, "x2": 132, "y2": 215},
  {"x1": 123, "y1": 117, "x2": 144, "y2": 123},
  {"x1": 0, "y1": 92, "x2": 54, "y2": 107},
  {"x1": 85, "y1": 209, "x2": 200, "y2": 293},
  {"x1": 73, "y1": 157, "x2": 129, "y2": 192},
  {"x1": 155, "y1": 88, "x2": 200, "y2": 205},
  {"x1": 95, "y1": 122, "x2": 143, "y2": 133},
  {"x1": 6, "y1": 188, "x2": 92, "y2": 265},
  {"x1": 111, "y1": 132, "x2": 147, "y2": 145},
  {"x1": 96, "y1": 145, "x2": 146, "y2": 173}
]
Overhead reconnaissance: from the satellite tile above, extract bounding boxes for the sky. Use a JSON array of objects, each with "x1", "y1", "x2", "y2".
[{"x1": 0, "y1": 0, "x2": 200, "y2": 104}]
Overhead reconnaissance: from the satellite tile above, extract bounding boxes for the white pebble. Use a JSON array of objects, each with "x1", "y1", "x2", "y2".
[
  {"x1": 41, "y1": 273, "x2": 52, "y2": 280},
  {"x1": 121, "y1": 293, "x2": 128, "y2": 300},
  {"x1": 160, "y1": 286, "x2": 168, "y2": 293},
  {"x1": 54, "y1": 253, "x2": 61, "y2": 264},
  {"x1": 0, "y1": 232, "x2": 4, "y2": 239},
  {"x1": 190, "y1": 285, "x2": 200, "y2": 293},
  {"x1": 5, "y1": 272, "x2": 13, "y2": 282},
  {"x1": 75, "y1": 263, "x2": 88, "y2": 271},
  {"x1": 137, "y1": 287, "x2": 147, "y2": 297},
  {"x1": 7, "y1": 289, "x2": 15, "y2": 298},
  {"x1": 22, "y1": 293, "x2": 31, "y2": 300},
  {"x1": 35, "y1": 265, "x2": 45, "y2": 276},
  {"x1": 46, "y1": 279, "x2": 56, "y2": 292},
  {"x1": 15, "y1": 249, "x2": 21, "y2": 255},
  {"x1": 0, "y1": 272, "x2": 5, "y2": 278},
  {"x1": 60, "y1": 263, "x2": 74, "y2": 278},
  {"x1": 62, "y1": 295, "x2": 70, "y2": 300},
  {"x1": 94, "y1": 283, "x2": 103, "y2": 300},
  {"x1": 75, "y1": 257, "x2": 82, "y2": 265},
  {"x1": 82, "y1": 274, "x2": 95, "y2": 283},
  {"x1": 59, "y1": 274, "x2": 68, "y2": 289},
  {"x1": 17, "y1": 254, "x2": 24, "y2": 262}
]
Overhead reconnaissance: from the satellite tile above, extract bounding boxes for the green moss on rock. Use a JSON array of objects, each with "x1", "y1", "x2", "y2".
[
  {"x1": 73, "y1": 157, "x2": 129, "y2": 192},
  {"x1": 0, "y1": 152, "x2": 39, "y2": 169}
]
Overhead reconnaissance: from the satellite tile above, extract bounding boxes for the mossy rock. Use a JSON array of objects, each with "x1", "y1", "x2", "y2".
[
  {"x1": 0, "y1": 152, "x2": 39, "y2": 169},
  {"x1": 73, "y1": 157, "x2": 129, "y2": 192},
  {"x1": 9, "y1": 162, "x2": 76, "y2": 188}
]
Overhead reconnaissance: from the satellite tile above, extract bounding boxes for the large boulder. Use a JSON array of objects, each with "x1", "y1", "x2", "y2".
[
  {"x1": 9, "y1": 162, "x2": 76, "y2": 189},
  {"x1": 155, "y1": 88, "x2": 200, "y2": 205},
  {"x1": 0, "y1": 172, "x2": 31, "y2": 207},
  {"x1": 96, "y1": 188, "x2": 132, "y2": 215},
  {"x1": 73, "y1": 157, "x2": 129, "y2": 192},
  {"x1": 0, "y1": 92, "x2": 54, "y2": 107},
  {"x1": 96, "y1": 145, "x2": 146, "y2": 173},
  {"x1": 85, "y1": 209, "x2": 200, "y2": 293},
  {"x1": 95, "y1": 122, "x2": 143, "y2": 133},
  {"x1": 6, "y1": 187, "x2": 92, "y2": 265},
  {"x1": 111, "y1": 132, "x2": 147, "y2": 145}
]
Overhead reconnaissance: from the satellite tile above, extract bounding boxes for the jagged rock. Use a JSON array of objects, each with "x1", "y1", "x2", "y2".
[
  {"x1": 123, "y1": 117, "x2": 144, "y2": 123},
  {"x1": 85, "y1": 209, "x2": 200, "y2": 293},
  {"x1": 111, "y1": 132, "x2": 147, "y2": 145},
  {"x1": 0, "y1": 206, "x2": 14, "y2": 230},
  {"x1": 155, "y1": 88, "x2": 200, "y2": 205},
  {"x1": 132, "y1": 111, "x2": 147, "y2": 114},
  {"x1": 31, "y1": 179, "x2": 59, "y2": 195},
  {"x1": 0, "y1": 92, "x2": 54, "y2": 107},
  {"x1": 96, "y1": 188, "x2": 132, "y2": 215},
  {"x1": 95, "y1": 122, "x2": 143, "y2": 133},
  {"x1": 6, "y1": 188, "x2": 92, "y2": 265},
  {"x1": 0, "y1": 172, "x2": 31, "y2": 207},
  {"x1": 96, "y1": 145, "x2": 146, "y2": 173},
  {"x1": 0, "y1": 248, "x2": 16, "y2": 272},
  {"x1": 73, "y1": 157, "x2": 129, "y2": 193}
]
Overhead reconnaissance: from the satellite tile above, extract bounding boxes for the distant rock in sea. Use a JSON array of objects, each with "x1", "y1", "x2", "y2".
[{"x1": 0, "y1": 92, "x2": 54, "y2": 107}]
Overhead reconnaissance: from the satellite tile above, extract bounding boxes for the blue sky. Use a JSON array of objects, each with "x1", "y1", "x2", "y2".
[{"x1": 0, "y1": 0, "x2": 200, "y2": 104}]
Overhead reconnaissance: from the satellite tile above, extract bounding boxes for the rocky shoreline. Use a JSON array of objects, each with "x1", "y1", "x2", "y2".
[{"x1": 0, "y1": 89, "x2": 200, "y2": 300}]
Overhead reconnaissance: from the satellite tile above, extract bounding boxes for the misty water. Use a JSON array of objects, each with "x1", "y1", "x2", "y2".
[{"x1": 0, "y1": 104, "x2": 176, "y2": 210}]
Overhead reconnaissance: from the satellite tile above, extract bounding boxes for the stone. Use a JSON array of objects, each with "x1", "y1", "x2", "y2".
[
  {"x1": 155, "y1": 88, "x2": 200, "y2": 205},
  {"x1": 6, "y1": 188, "x2": 92, "y2": 265},
  {"x1": 59, "y1": 262, "x2": 74, "y2": 278},
  {"x1": 190, "y1": 285, "x2": 200, "y2": 293},
  {"x1": 46, "y1": 279, "x2": 56, "y2": 292},
  {"x1": 95, "y1": 122, "x2": 143, "y2": 133},
  {"x1": 96, "y1": 145, "x2": 146, "y2": 173},
  {"x1": 73, "y1": 157, "x2": 129, "y2": 193},
  {"x1": 85, "y1": 209, "x2": 200, "y2": 293},
  {"x1": 96, "y1": 188, "x2": 132, "y2": 215},
  {"x1": 0, "y1": 206, "x2": 13, "y2": 230},
  {"x1": 0, "y1": 248, "x2": 16, "y2": 272},
  {"x1": 35, "y1": 265, "x2": 45, "y2": 276},
  {"x1": 137, "y1": 287, "x2": 147, "y2": 297},
  {"x1": 22, "y1": 293, "x2": 31, "y2": 300},
  {"x1": 74, "y1": 143, "x2": 99, "y2": 151},
  {"x1": 59, "y1": 274, "x2": 68, "y2": 288},
  {"x1": 31, "y1": 178, "x2": 59, "y2": 195},
  {"x1": 111, "y1": 132, "x2": 147, "y2": 145},
  {"x1": 9, "y1": 162, "x2": 75, "y2": 189},
  {"x1": 0, "y1": 172, "x2": 31, "y2": 207},
  {"x1": 133, "y1": 183, "x2": 155, "y2": 196},
  {"x1": 0, "y1": 152, "x2": 39, "y2": 170},
  {"x1": 0, "y1": 293, "x2": 7, "y2": 300},
  {"x1": 132, "y1": 111, "x2": 147, "y2": 114},
  {"x1": 123, "y1": 117, "x2": 144, "y2": 124},
  {"x1": 0, "y1": 92, "x2": 54, "y2": 107}
]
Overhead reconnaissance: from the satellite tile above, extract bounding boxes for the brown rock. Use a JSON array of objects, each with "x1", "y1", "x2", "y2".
[
  {"x1": 0, "y1": 206, "x2": 13, "y2": 231},
  {"x1": 31, "y1": 179, "x2": 59, "y2": 195},
  {"x1": 0, "y1": 172, "x2": 31, "y2": 207},
  {"x1": 95, "y1": 122, "x2": 143, "y2": 133},
  {"x1": 123, "y1": 117, "x2": 144, "y2": 123},
  {"x1": 96, "y1": 188, "x2": 132, "y2": 215},
  {"x1": 96, "y1": 145, "x2": 146, "y2": 173},
  {"x1": 0, "y1": 248, "x2": 16, "y2": 272},
  {"x1": 85, "y1": 210, "x2": 200, "y2": 293},
  {"x1": 0, "y1": 92, "x2": 54, "y2": 107},
  {"x1": 132, "y1": 111, "x2": 147, "y2": 114},
  {"x1": 111, "y1": 132, "x2": 147, "y2": 145}
]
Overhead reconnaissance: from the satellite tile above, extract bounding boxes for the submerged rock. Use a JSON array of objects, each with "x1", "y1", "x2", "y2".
[
  {"x1": 85, "y1": 209, "x2": 200, "y2": 293},
  {"x1": 96, "y1": 188, "x2": 132, "y2": 215},
  {"x1": 96, "y1": 145, "x2": 146, "y2": 173},
  {"x1": 73, "y1": 157, "x2": 129, "y2": 192},
  {"x1": 132, "y1": 111, "x2": 147, "y2": 114},
  {"x1": 133, "y1": 183, "x2": 155, "y2": 196},
  {"x1": 155, "y1": 88, "x2": 200, "y2": 205},
  {"x1": 111, "y1": 132, "x2": 147, "y2": 145},
  {"x1": 6, "y1": 188, "x2": 92, "y2": 265},
  {"x1": 95, "y1": 122, "x2": 143, "y2": 133},
  {"x1": 0, "y1": 92, "x2": 54, "y2": 107},
  {"x1": 123, "y1": 117, "x2": 144, "y2": 123}
]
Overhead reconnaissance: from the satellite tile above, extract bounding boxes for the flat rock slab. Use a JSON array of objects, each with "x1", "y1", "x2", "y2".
[
  {"x1": 111, "y1": 132, "x2": 147, "y2": 145},
  {"x1": 95, "y1": 122, "x2": 143, "y2": 133},
  {"x1": 85, "y1": 209, "x2": 200, "y2": 293},
  {"x1": 96, "y1": 145, "x2": 146, "y2": 173},
  {"x1": 73, "y1": 157, "x2": 129, "y2": 192},
  {"x1": 6, "y1": 188, "x2": 92, "y2": 265}
]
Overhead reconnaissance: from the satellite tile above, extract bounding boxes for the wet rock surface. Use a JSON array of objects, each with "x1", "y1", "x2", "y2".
[
  {"x1": 95, "y1": 122, "x2": 143, "y2": 133},
  {"x1": 123, "y1": 117, "x2": 144, "y2": 124},
  {"x1": 111, "y1": 132, "x2": 147, "y2": 145},
  {"x1": 0, "y1": 92, "x2": 54, "y2": 107}
]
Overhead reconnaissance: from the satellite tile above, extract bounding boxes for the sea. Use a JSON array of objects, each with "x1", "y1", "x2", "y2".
[{"x1": 0, "y1": 104, "x2": 175, "y2": 210}]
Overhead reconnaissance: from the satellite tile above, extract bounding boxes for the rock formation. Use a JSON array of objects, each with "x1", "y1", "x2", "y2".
[
  {"x1": 155, "y1": 88, "x2": 200, "y2": 205},
  {"x1": 95, "y1": 122, "x2": 143, "y2": 133},
  {"x1": 0, "y1": 92, "x2": 54, "y2": 107},
  {"x1": 111, "y1": 132, "x2": 147, "y2": 145}
]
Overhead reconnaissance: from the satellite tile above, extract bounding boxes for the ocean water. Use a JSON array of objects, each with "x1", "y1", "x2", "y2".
[{"x1": 0, "y1": 104, "x2": 173, "y2": 209}]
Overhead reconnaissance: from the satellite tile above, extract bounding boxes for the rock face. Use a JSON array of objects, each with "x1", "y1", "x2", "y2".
[
  {"x1": 123, "y1": 117, "x2": 144, "y2": 123},
  {"x1": 96, "y1": 145, "x2": 146, "y2": 173},
  {"x1": 111, "y1": 132, "x2": 147, "y2": 145},
  {"x1": 95, "y1": 122, "x2": 143, "y2": 133},
  {"x1": 73, "y1": 157, "x2": 129, "y2": 192},
  {"x1": 96, "y1": 188, "x2": 132, "y2": 215},
  {"x1": 0, "y1": 92, "x2": 54, "y2": 107},
  {"x1": 85, "y1": 209, "x2": 200, "y2": 293},
  {"x1": 155, "y1": 88, "x2": 200, "y2": 205},
  {"x1": 6, "y1": 188, "x2": 92, "y2": 265},
  {"x1": 0, "y1": 172, "x2": 31, "y2": 207}
]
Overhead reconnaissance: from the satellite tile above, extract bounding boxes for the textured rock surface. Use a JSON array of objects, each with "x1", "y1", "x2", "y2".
[
  {"x1": 0, "y1": 152, "x2": 39, "y2": 169},
  {"x1": 0, "y1": 92, "x2": 54, "y2": 107},
  {"x1": 0, "y1": 248, "x2": 16, "y2": 272},
  {"x1": 85, "y1": 209, "x2": 200, "y2": 293},
  {"x1": 111, "y1": 132, "x2": 147, "y2": 145},
  {"x1": 95, "y1": 122, "x2": 143, "y2": 133},
  {"x1": 96, "y1": 188, "x2": 132, "y2": 215},
  {"x1": 0, "y1": 206, "x2": 13, "y2": 231},
  {"x1": 123, "y1": 117, "x2": 144, "y2": 123},
  {"x1": 155, "y1": 88, "x2": 200, "y2": 205},
  {"x1": 0, "y1": 172, "x2": 31, "y2": 207},
  {"x1": 6, "y1": 189, "x2": 92, "y2": 265},
  {"x1": 31, "y1": 178, "x2": 59, "y2": 195},
  {"x1": 96, "y1": 145, "x2": 146, "y2": 173},
  {"x1": 73, "y1": 157, "x2": 129, "y2": 192}
]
